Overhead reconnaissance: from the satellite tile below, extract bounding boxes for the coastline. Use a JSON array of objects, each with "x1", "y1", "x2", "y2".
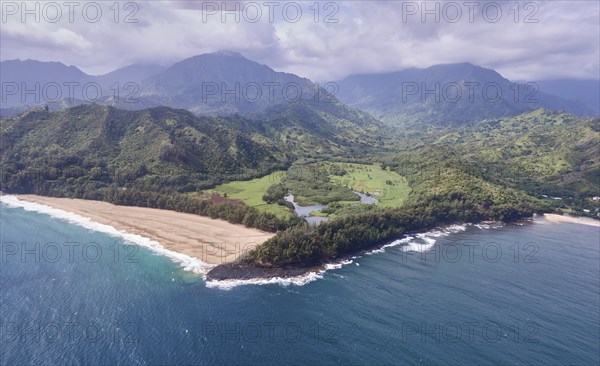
[
  {"x1": 6, "y1": 193, "x2": 596, "y2": 285},
  {"x1": 2, "y1": 195, "x2": 275, "y2": 268},
  {"x1": 207, "y1": 214, "x2": 598, "y2": 284},
  {"x1": 542, "y1": 213, "x2": 600, "y2": 227},
  {"x1": 205, "y1": 223, "x2": 475, "y2": 282},
  {"x1": 205, "y1": 219, "x2": 546, "y2": 284}
]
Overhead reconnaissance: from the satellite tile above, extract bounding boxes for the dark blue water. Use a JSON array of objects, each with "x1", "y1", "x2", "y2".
[{"x1": 1, "y1": 203, "x2": 599, "y2": 365}]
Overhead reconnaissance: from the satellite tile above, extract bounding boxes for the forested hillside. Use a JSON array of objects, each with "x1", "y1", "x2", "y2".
[
  {"x1": 0, "y1": 104, "x2": 290, "y2": 194},
  {"x1": 433, "y1": 109, "x2": 599, "y2": 197}
]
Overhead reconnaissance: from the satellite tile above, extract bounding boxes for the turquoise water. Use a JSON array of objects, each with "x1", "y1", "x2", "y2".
[{"x1": 1, "y1": 203, "x2": 599, "y2": 365}]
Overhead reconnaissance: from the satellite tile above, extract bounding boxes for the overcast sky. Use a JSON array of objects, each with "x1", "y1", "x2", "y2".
[{"x1": 1, "y1": 0, "x2": 598, "y2": 81}]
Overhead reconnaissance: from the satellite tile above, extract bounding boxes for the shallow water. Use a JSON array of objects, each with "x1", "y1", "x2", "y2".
[
  {"x1": 284, "y1": 194, "x2": 328, "y2": 225},
  {"x1": 354, "y1": 191, "x2": 378, "y2": 204}
]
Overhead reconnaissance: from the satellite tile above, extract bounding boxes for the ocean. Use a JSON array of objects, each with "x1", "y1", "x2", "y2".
[{"x1": 1, "y1": 200, "x2": 599, "y2": 365}]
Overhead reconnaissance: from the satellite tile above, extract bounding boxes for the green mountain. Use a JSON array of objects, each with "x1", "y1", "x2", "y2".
[
  {"x1": 225, "y1": 99, "x2": 384, "y2": 157},
  {"x1": 136, "y1": 52, "x2": 384, "y2": 154},
  {"x1": 430, "y1": 109, "x2": 600, "y2": 198},
  {"x1": 0, "y1": 104, "x2": 291, "y2": 194}
]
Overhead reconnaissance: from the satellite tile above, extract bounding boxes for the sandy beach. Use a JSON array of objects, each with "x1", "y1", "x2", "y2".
[
  {"x1": 15, "y1": 195, "x2": 275, "y2": 265},
  {"x1": 543, "y1": 213, "x2": 600, "y2": 227}
]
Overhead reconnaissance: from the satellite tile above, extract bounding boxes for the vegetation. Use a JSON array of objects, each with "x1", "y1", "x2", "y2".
[
  {"x1": 242, "y1": 110, "x2": 599, "y2": 268},
  {"x1": 245, "y1": 153, "x2": 543, "y2": 267},
  {"x1": 210, "y1": 171, "x2": 293, "y2": 219},
  {"x1": 233, "y1": 99, "x2": 386, "y2": 158},
  {"x1": 422, "y1": 110, "x2": 599, "y2": 214},
  {"x1": 0, "y1": 105, "x2": 292, "y2": 193},
  {"x1": 273, "y1": 163, "x2": 361, "y2": 206},
  {"x1": 328, "y1": 162, "x2": 411, "y2": 207},
  {"x1": 0, "y1": 105, "x2": 301, "y2": 231}
]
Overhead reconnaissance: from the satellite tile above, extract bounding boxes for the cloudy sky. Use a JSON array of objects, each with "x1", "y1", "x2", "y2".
[{"x1": 1, "y1": 0, "x2": 598, "y2": 81}]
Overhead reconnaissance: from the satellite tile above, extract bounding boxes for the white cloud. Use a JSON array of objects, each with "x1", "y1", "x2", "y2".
[{"x1": 0, "y1": 0, "x2": 597, "y2": 81}]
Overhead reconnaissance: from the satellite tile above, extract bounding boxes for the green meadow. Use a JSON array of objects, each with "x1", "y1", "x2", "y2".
[
  {"x1": 329, "y1": 163, "x2": 411, "y2": 207},
  {"x1": 209, "y1": 163, "x2": 411, "y2": 220},
  {"x1": 210, "y1": 171, "x2": 292, "y2": 218}
]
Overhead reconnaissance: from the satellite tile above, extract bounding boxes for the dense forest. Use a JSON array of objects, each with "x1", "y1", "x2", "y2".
[{"x1": 0, "y1": 105, "x2": 292, "y2": 193}]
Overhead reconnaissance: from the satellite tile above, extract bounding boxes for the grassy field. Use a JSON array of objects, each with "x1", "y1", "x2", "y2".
[
  {"x1": 210, "y1": 171, "x2": 292, "y2": 218},
  {"x1": 207, "y1": 163, "x2": 410, "y2": 220},
  {"x1": 329, "y1": 163, "x2": 411, "y2": 207}
]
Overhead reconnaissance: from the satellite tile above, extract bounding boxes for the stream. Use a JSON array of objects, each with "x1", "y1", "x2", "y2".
[{"x1": 285, "y1": 191, "x2": 378, "y2": 225}]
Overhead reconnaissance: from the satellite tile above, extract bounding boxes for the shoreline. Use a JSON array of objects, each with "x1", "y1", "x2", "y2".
[
  {"x1": 5, "y1": 193, "x2": 596, "y2": 285},
  {"x1": 542, "y1": 213, "x2": 600, "y2": 227},
  {"x1": 2, "y1": 195, "x2": 275, "y2": 268},
  {"x1": 206, "y1": 218, "x2": 547, "y2": 283},
  {"x1": 205, "y1": 222, "x2": 478, "y2": 282}
]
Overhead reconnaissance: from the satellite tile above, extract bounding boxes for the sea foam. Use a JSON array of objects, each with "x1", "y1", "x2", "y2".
[
  {"x1": 205, "y1": 271, "x2": 324, "y2": 290},
  {"x1": 370, "y1": 224, "x2": 469, "y2": 254},
  {"x1": 472, "y1": 222, "x2": 504, "y2": 230},
  {"x1": 205, "y1": 259, "x2": 356, "y2": 290},
  {"x1": 0, "y1": 195, "x2": 214, "y2": 276},
  {"x1": 401, "y1": 224, "x2": 468, "y2": 252}
]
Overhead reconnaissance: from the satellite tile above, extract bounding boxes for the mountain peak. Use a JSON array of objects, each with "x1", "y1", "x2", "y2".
[
  {"x1": 177, "y1": 51, "x2": 257, "y2": 67},
  {"x1": 425, "y1": 62, "x2": 488, "y2": 73},
  {"x1": 213, "y1": 50, "x2": 244, "y2": 58}
]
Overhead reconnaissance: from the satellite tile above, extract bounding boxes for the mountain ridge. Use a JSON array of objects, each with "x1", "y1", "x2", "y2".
[
  {"x1": 336, "y1": 63, "x2": 598, "y2": 127},
  {"x1": 2, "y1": 54, "x2": 596, "y2": 131}
]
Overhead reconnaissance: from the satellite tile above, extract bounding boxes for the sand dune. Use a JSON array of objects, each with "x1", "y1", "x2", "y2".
[{"x1": 16, "y1": 195, "x2": 275, "y2": 265}]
